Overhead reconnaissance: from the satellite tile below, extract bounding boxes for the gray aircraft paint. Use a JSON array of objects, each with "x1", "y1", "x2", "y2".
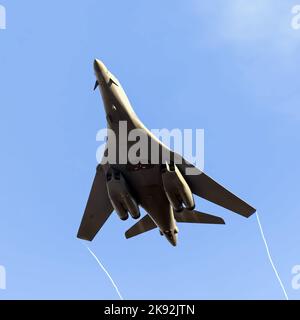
[{"x1": 77, "y1": 60, "x2": 256, "y2": 247}]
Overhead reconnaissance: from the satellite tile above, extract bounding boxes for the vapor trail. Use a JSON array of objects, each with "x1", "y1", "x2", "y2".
[
  {"x1": 86, "y1": 246, "x2": 124, "y2": 300},
  {"x1": 256, "y1": 212, "x2": 288, "y2": 300}
]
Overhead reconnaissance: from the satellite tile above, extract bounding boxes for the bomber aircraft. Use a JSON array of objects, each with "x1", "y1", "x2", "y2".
[{"x1": 77, "y1": 60, "x2": 256, "y2": 246}]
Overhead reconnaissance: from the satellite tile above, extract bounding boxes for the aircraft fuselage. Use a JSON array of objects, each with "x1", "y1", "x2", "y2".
[{"x1": 94, "y1": 59, "x2": 178, "y2": 246}]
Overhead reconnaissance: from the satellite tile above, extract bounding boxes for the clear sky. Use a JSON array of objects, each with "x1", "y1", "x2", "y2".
[{"x1": 0, "y1": 0, "x2": 300, "y2": 299}]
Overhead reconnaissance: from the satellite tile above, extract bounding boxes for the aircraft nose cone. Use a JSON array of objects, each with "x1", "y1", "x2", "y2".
[{"x1": 94, "y1": 59, "x2": 107, "y2": 74}]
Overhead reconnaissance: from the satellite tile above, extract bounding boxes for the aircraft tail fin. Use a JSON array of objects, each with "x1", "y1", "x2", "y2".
[
  {"x1": 174, "y1": 209, "x2": 225, "y2": 225},
  {"x1": 125, "y1": 214, "x2": 157, "y2": 239}
]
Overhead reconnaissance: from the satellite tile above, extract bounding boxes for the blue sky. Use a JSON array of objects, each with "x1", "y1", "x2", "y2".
[{"x1": 0, "y1": 0, "x2": 300, "y2": 299}]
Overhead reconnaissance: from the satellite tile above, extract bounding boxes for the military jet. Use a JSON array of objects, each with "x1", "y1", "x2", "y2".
[{"x1": 77, "y1": 59, "x2": 256, "y2": 246}]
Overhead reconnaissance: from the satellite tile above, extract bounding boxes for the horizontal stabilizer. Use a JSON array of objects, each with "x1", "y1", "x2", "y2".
[
  {"x1": 125, "y1": 214, "x2": 157, "y2": 239},
  {"x1": 174, "y1": 209, "x2": 225, "y2": 225}
]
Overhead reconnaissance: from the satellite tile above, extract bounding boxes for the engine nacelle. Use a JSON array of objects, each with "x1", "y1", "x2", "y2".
[
  {"x1": 106, "y1": 170, "x2": 140, "y2": 220},
  {"x1": 161, "y1": 163, "x2": 195, "y2": 211}
]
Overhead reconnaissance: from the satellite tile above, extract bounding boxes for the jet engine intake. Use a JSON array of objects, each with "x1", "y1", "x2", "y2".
[
  {"x1": 161, "y1": 163, "x2": 195, "y2": 211},
  {"x1": 106, "y1": 170, "x2": 140, "y2": 220}
]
